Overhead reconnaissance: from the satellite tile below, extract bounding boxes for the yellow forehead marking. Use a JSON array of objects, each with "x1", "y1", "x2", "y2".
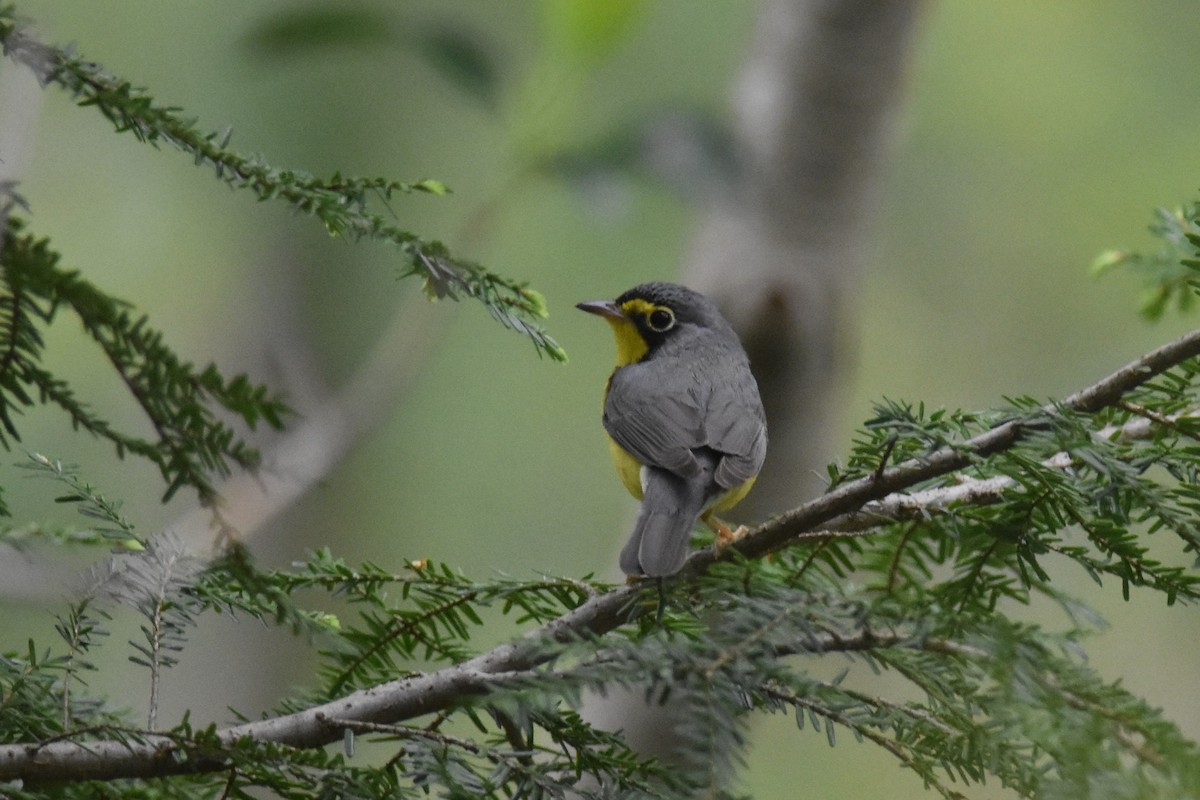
[{"x1": 620, "y1": 298, "x2": 658, "y2": 317}]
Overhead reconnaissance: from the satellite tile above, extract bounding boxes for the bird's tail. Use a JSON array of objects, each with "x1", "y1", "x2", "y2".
[{"x1": 619, "y1": 455, "x2": 718, "y2": 578}]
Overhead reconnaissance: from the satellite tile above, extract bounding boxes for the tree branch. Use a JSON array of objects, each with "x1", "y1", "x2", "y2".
[
  {"x1": 0, "y1": 17, "x2": 564, "y2": 362},
  {"x1": 719, "y1": 325, "x2": 1200, "y2": 566},
  {"x1": 2, "y1": 326, "x2": 1199, "y2": 784}
]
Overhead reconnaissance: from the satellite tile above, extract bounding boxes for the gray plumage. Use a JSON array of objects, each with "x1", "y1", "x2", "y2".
[
  {"x1": 602, "y1": 283, "x2": 767, "y2": 577},
  {"x1": 617, "y1": 451, "x2": 724, "y2": 577}
]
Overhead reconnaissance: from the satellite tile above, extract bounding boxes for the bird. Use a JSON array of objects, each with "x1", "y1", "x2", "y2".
[{"x1": 577, "y1": 282, "x2": 767, "y2": 578}]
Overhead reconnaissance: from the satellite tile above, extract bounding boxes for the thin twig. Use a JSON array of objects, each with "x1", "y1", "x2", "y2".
[
  {"x1": 1115, "y1": 401, "x2": 1200, "y2": 444},
  {"x1": 886, "y1": 522, "x2": 918, "y2": 594},
  {"x1": 314, "y1": 714, "x2": 483, "y2": 754},
  {"x1": 218, "y1": 767, "x2": 238, "y2": 800},
  {"x1": 760, "y1": 685, "x2": 970, "y2": 800}
]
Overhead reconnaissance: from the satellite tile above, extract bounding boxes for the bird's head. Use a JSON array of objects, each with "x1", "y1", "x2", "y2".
[{"x1": 576, "y1": 282, "x2": 723, "y2": 366}]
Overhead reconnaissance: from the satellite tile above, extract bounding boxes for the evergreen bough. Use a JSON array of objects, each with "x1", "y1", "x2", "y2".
[{"x1": 2, "y1": 5, "x2": 1199, "y2": 799}]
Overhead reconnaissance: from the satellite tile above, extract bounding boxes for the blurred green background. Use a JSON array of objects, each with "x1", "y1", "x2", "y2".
[{"x1": 2, "y1": 1, "x2": 1199, "y2": 797}]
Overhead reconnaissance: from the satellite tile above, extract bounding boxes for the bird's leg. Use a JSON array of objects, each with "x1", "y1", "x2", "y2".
[
  {"x1": 622, "y1": 574, "x2": 667, "y2": 621},
  {"x1": 705, "y1": 515, "x2": 749, "y2": 551}
]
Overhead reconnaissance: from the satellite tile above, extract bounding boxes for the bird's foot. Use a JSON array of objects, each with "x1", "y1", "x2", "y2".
[{"x1": 710, "y1": 518, "x2": 749, "y2": 552}]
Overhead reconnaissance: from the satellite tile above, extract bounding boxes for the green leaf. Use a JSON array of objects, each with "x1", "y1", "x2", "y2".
[
  {"x1": 1090, "y1": 248, "x2": 1128, "y2": 276},
  {"x1": 413, "y1": 178, "x2": 451, "y2": 195},
  {"x1": 538, "y1": 0, "x2": 646, "y2": 65},
  {"x1": 243, "y1": 6, "x2": 395, "y2": 57},
  {"x1": 411, "y1": 24, "x2": 500, "y2": 108}
]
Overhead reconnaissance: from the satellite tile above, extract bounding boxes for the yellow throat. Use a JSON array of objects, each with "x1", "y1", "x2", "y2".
[
  {"x1": 604, "y1": 299, "x2": 658, "y2": 366},
  {"x1": 601, "y1": 300, "x2": 659, "y2": 499}
]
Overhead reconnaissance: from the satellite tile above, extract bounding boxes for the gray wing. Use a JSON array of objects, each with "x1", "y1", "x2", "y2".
[
  {"x1": 604, "y1": 355, "x2": 766, "y2": 486},
  {"x1": 604, "y1": 360, "x2": 706, "y2": 478},
  {"x1": 704, "y1": 362, "x2": 767, "y2": 489}
]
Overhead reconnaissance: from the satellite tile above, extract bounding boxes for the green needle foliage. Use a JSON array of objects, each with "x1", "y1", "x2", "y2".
[
  {"x1": 2, "y1": 4, "x2": 1199, "y2": 799},
  {"x1": 3, "y1": 293, "x2": 1200, "y2": 797},
  {"x1": 1093, "y1": 202, "x2": 1200, "y2": 319},
  {"x1": 0, "y1": 2, "x2": 566, "y2": 508},
  {"x1": 0, "y1": 5, "x2": 564, "y2": 363},
  {"x1": 0, "y1": 217, "x2": 289, "y2": 505}
]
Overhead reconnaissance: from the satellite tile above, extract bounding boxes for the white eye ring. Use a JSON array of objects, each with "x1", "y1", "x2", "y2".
[{"x1": 647, "y1": 307, "x2": 675, "y2": 332}]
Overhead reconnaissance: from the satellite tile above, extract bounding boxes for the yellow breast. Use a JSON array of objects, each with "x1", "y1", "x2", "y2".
[
  {"x1": 705, "y1": 474, "x2": 757, "y2": 515},
  {"x1": 607, "y1": 431, "x2": 757, "y2": 515},
  {"x1": 607, "y1": 434, "x2": 644, "y2": 500}
]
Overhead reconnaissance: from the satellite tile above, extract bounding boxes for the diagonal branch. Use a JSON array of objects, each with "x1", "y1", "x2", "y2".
[
  {"x1": 716, "y1": 326, "x2": 1200, "y2": 568},
  {"x1": 2, "y1": 327, "x2": 1199, "y2": 784},
  {"x1": 0, "y1": 16, "x2": 564, "y2": 362}
]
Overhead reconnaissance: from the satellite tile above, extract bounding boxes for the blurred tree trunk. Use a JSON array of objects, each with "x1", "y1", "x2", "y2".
[
  {"x1": 586, "y1": 0, "x2": 925, "y2": 788},
  {"x1": 689, "y1": 0, "x2": 925, "y2": 514}
]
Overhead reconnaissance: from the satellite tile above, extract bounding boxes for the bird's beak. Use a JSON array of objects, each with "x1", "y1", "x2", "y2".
[{"x1": 575, "y1": 300, "x2": 625, "y2": 320}]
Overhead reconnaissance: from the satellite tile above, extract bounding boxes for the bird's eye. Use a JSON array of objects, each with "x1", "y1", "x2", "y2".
[{"x1": 647, "y1": 308, "x2": 675, "y2": 332}]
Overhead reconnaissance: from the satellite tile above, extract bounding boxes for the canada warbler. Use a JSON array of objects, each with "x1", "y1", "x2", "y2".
[{"x1": 577, "y1": 282, "x2": 767, "y2": 577}]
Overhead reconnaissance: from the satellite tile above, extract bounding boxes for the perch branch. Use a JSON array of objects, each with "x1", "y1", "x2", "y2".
[{"x1": 2, "y1": 328, "x2": 1199, "y2": 784}]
